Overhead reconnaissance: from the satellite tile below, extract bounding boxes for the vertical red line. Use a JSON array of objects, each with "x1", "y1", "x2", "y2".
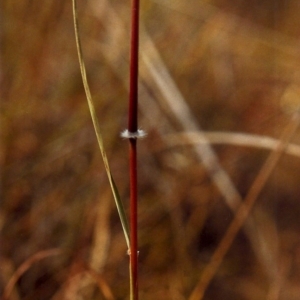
[
  {"x1": 128, "y1": 0, "x2": 140, "y2": 299},
  {"x1": 129, "y1": 138, "x2": 138, "y2": 298},
  {"x1": 128, "y1": 0, "x2": 140, "y2": 133}
]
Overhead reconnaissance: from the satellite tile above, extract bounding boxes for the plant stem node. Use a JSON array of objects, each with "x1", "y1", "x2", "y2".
[{"x1": 121, "y1": 129, "x2": 147, "y2": 139}]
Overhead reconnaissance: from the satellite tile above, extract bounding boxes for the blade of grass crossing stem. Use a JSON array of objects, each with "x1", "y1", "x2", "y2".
[{"x1": 72, "y1": 0, "x2": 130, "y2": 249}]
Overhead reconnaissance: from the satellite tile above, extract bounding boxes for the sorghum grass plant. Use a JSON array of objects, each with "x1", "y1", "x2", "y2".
[{"x1": 2, "y1": 1, "x2": 300, "y2": 300}]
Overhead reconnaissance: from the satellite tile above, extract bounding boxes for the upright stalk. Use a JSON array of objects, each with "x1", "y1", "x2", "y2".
[
  {"x1": 128, "y1": 0, "x2": 140, "y2": 133},
  {"x1": 128, "y1": 0, "x2": 140, "y2": 299},
  {"x1": 129, "y1": 138, "x2": 138, "y2": 300}
]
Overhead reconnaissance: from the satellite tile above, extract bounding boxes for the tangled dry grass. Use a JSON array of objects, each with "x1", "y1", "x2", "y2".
[{"x1": 1, "y1": 0, "x2": 300, "y2": 299}]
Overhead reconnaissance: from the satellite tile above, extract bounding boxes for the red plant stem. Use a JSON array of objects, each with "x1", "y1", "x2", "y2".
[
  {"x1": 128, "y1": 0, "x2": 139, "y2": 133},
  {"x1": 128, "y1": 0, "x2": 140, "y2": 299},
  {"x1": 129, "y1": 138, "x2": 138, "y2": 299}
]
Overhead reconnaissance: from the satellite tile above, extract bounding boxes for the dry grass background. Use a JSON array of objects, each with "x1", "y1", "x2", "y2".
[{"x1": 1, "y1": 0, "x2": 300, "y2": 299}]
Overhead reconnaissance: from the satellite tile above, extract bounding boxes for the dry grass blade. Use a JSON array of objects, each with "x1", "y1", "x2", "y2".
[
  {"x1": 165, "y1": 131, "x2": 300, "y2": 159},
  {"x1": 71, "y1": 0, "x2": 129, "y2": 249},
  {"x1": 2, "y1": 248, "x2": 62, "y2": 300},
  {"x1": 188, "y1": 112, "x2": 300, "y2": 300},
  {"x1": 141, "y1": 35, "x2": 243, "y2": 212}
]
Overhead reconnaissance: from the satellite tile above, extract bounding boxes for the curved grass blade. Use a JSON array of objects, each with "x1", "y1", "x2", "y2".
[{"x1": 71, "y1": 0, "x2": 130, "y2": 249}]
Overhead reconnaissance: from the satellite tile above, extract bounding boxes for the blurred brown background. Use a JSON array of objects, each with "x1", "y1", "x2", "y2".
[{"x1": 1, "y1": 0, "x2": 300, "y2": 299}]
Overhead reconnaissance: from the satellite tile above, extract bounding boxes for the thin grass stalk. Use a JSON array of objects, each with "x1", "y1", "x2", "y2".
[
  {"x1": 129, "y1": 138, "x2": 138, "y2": 300},
  {"x1": 128, "y1": 0, "x2": 140, "y2": 299},
  {"x1": 129, "y1": 0, "x2": 140, "y2": 132},
  {"x1": 71, "y1": 0, "x2": 130, "y2": 248}
]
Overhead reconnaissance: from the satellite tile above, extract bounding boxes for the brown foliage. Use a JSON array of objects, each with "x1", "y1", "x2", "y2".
[{"x1": 1, "y1": 0, "x2": 300, "y2": 299}]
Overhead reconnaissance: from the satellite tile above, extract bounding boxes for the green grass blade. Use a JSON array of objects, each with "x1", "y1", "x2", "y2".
[{"x1": 71, "y1": 0, "x2": 130, "y2": 249}]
